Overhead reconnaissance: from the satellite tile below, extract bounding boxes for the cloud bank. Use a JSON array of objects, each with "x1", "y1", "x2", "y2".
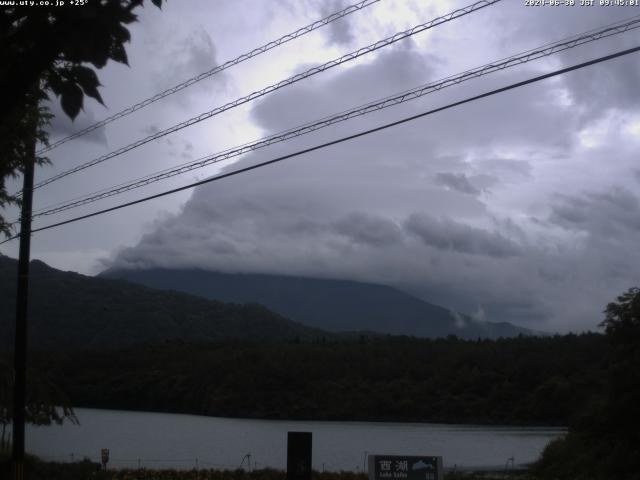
[{"x1": 103, "y1": 3, "x2": 640, "y2": 333}]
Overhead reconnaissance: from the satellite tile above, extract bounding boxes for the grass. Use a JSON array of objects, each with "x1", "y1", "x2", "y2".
[{"x1": 0, "y1": 452, "x2": 539, "y2": 480}]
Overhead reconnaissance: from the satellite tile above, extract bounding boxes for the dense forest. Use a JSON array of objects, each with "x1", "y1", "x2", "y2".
[
  {"x1": 0, "y1": 256, "x2": 329, "y2": 348},
  {"x1": 531, "y1": 288, "x2": 640, "y2": 480},
  {"x1": 24, "y1": 333, "x2": 607, "y2": 426},
  {"x1": 2, "y1": 254, "x2": 638, "y2": 478},
  {"x1": 1, "y1": 286, "x2": 638, "y2": 479}
]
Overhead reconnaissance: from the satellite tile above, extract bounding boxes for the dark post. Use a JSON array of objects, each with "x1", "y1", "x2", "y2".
[
  {"x1": 12, "y1": 134, "x2": 35, "y2": 480},
  {"x1": 287, "y1": 432, "x2": 312, "y2": 480}
]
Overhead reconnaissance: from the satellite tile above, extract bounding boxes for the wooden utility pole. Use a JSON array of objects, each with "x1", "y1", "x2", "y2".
[{"x1": 12, "y1": 134, "x2": 35, "y2": 480}]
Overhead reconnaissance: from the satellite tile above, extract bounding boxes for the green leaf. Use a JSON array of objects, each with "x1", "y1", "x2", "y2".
[
  {"x1": 112, "y1": 24, "x2": 131, "y2": 44},
  {"x1": 88, "y1": 38, "x2": 111, "y2": 68},
  {"x1": 59, "y1": 81, "x2": 84, "y2": 120},
  {"x1": 46, "y1": 70, "x2": 65, "y2": 96},
  {"x1": 110, "y1": 42, "x2": 128, "y2": 65},
  {"x1": 69, "y1": 65, "x2": 104, "y2": 105}
]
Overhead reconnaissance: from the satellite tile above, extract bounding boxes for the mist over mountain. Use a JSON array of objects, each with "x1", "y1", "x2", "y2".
[
  {"x1": 101, "y1": 267, "x2": 536, "y2": 339},
  {"x1": 0, "y1": 255, "x2": 327, "y2": 349}
]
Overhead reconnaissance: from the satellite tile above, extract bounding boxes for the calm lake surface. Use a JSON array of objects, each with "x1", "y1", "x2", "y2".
[{"x1": 25, "y1": 408, "x2": 565, "y2": 472}]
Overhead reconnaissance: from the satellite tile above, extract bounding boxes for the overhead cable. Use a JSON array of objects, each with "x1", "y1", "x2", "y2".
[
  {"x1": 2, "y1": 44, "x2": 637, "y2": 246},
  {"x1": 36, "y1": 0, "x2": 382, "y2": 154},
  {"x1": 28, "y1": 0, "x2": 502, "y2": 192},
  {"x1": 30, "y1": 15, "x2": 640, "y2": 218}
]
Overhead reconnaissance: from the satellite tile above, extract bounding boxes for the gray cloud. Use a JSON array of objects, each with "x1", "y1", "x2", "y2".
[
  {"x1": 518, "y1": 4, "x2": 640, "y2": 118},
  {"x1": 435, "y1": 172, "x2": 482, "y2": 196},
  {"x1": 567, "y1": 56, "x2": 640, "y2": 116},
  {"x1": 549, "y1": 188, "x2": 640, "y2": 236},
  {"x1": 404, "y1": 213, "x2": 521, "y2": 258},
  {"x1": 333, "y1": 212, "x2": 403, "y2": 247},
  {"x1": 99, "y1": 3, "x2": 640, "y2": 334},
  {"x1": 478, "y1": 158, "x2": 532, "y2": 178},
  {"x1": 152, "y1": 26, "x2": 225, "y2": 97},
  {"x1": 45, "y1": 99, "x2": 107, "y2": 146},
  {"x1": 319, "y1": 0, "x2": 355, "y2": 46},
  {"x1": 251, "y1": 45, "x2": 438, "y2": 133}
]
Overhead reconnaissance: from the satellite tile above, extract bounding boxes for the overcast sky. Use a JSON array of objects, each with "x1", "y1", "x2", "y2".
[{"x1": 2, "y1": 0, "x2": 640, "y2": 333}]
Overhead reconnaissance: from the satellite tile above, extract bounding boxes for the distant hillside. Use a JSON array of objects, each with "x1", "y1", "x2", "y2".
[
  {"x1": 0, "y1": 255, "x2": 328, "y2": 349},
  {"x1": 101, "y1": 267, "x2": 535, "y2": 339}
]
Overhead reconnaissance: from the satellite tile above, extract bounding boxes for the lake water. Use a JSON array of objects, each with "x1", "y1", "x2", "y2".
[{"x1": 25, "y1": 408, "x2": 565, "y2": 472}]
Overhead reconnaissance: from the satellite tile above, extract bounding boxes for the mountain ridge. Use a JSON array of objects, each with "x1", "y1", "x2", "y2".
[
  {"x1": 0, "y1": 255, "x2": 329, "y2": 349},
  {"x1": 101, "y1": 266, "x2": 536, "y2": 339}
]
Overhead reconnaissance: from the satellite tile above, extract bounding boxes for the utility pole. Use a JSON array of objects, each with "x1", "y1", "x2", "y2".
[{"x1": 12, "y1": 132, "x2": 36, "y2": 480}]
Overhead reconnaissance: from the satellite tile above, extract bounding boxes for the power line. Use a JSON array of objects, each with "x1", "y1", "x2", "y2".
[
  {"x1": 27, "y1": 0, "x2": 502, "y2": 192},
  {"x1": 2, "y1": 44, "x2": 638, "y2": 246},
  {"x1": 36, "y1": 0, "x2": 382, "y2": 155},
  {"x1": 29, "y1": 15, "x2": 640, "y2": 218}
]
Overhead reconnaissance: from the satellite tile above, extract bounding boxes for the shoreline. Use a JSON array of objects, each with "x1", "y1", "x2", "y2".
[{"x1": 65, "y1": 406, "x2": 571, "y2": 430}]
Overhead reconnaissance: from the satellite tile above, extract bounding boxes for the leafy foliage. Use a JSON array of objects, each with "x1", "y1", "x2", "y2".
[
  {"x1": 1, "y1": 0, "x2": 163, "y2": 119},
  {"x1": 0, "y1": 0, "x2": 163, "y2": 235},
  {"x1": 0, "y1": 355, "x2": 77, "y2": 450},
  {"x1": 0, "y1": 461, "x2": 538, "y2": 480},
  {"x1": 0, "y1": 92, "x2": 51, "y2": 237},
  {"x1": 0, "y1": 460, "x2": 373, "y2": 480},
  {"x1": 0, "y1": 460, "x2": 534, "y2": 480},
  {"x1": 0, "y1": 451, "x2": 103, "y2": 480},
  {"x1": 534, "y1": 287, "x2": 640, "y2": 480},
  {"x1": 100, "y1": 469, "x2": 370, "y2": 480},
  {"x1": 0, "y1": 255, "x2": 611, "y2": 427}
]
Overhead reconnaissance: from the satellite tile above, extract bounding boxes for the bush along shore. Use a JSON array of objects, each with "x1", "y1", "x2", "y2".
[
  {"x1": 0, "y1": 449, "x2": 536, "y2": 479},
  {"x1": 0, "y1": 457, "x2": 536, "y2": 480}
]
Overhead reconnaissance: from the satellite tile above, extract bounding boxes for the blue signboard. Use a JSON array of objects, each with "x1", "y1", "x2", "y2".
[{"x1": 368, "y1": 455, "x2": 443, "y2": 480}]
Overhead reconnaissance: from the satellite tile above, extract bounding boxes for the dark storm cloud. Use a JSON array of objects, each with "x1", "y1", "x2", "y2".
[
  {"x1": 153, "y1": 26, "x2": 224, "y2": 95},
  {"x1": 565, "y1": 54, "x2": 640, "y2": 117},
  {"x1": 177, "y1": 28, "x2": 219, "y2": 79},
  {"x1": 493, "y1": 0, "x2": 640, "y2": 117},
  {"x1": 106, "y1": 42, "x2": 574, "y2": 329},
  {"x1": 435, "y1": 172, "x2": 482, "y2": 196},
  {"x1": 250, "y1": 46, "x2": 438, "y2": 132},
  {"x1": 46, "y1": 99, "x2": 107, "y2": 145},
  {"x1": 404, "y1": 213, "x2": 521, "y2": 258},
  {"x1": 319, "y1": 0, "x2": 356, "y2": 46},
  {"x1": 548, "y1": 195, "x2": 590, "y2": 227},
  {"x1": 104, "y1": 4, "x2": 640, "y2": 333},
  {"x1": 549, "y1": 188, "x2": 640, "y2": 235},
  {"x1": 332, "y1": 212, "x2": 403, "y2": 247}
]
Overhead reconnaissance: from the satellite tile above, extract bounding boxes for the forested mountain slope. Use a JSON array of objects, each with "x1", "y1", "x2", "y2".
[
  {"x1": 102, "y1": 267, "x2": 536, "y2": 339},
  {"x1": 0, "y1": 255, "x2": 327, "y2": 348}
]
